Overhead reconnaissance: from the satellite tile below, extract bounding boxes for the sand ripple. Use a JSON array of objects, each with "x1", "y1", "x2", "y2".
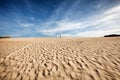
[{"x1": 0, "y1": 37, "x2": 120, "y2": 80}]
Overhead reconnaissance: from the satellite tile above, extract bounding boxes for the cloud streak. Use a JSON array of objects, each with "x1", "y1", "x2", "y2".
[{"x1": 40, "y1": 4, "x2": 120, "y2": 37}]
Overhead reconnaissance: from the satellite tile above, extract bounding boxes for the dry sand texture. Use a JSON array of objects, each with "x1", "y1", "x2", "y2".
[{"x1": 0, "y1": 37, "x2": 120, "y2": 80}]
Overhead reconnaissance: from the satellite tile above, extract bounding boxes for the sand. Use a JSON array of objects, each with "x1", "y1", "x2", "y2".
[{"x1": 0, "y1": 37, "x2": 120, "y2": 80}]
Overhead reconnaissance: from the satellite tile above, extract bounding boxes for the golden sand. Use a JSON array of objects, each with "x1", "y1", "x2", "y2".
[{"x1": 0, "y1": 37, "x2": 120, "y2": 80}]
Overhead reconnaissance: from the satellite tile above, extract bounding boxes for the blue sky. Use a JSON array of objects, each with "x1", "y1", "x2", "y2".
[{"x1": 0, "y1": 0, "x2": 120, "y2": 37}]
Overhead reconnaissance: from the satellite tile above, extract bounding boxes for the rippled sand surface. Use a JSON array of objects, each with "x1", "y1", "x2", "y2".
[{"x1": 0, "y1": 37, "x2": 120, "y2": 80}]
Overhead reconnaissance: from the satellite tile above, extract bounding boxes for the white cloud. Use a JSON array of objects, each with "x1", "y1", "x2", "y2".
[
  {"x1": 75, "y1": 29, "x2": 120, "y2": 37},
  {"x1": 105, "y1": 5, "x2": 120, "y2": 14},
  {"x1": 99, "y1": 5, "x2": 120, "y2": 22},
  {"x1": 40, "y1": 5, "x2": 120, "y2": 37},
  {"x1": 41, "y1": 20, "x2": 83, "y2": 34},
  {"x1": 20, "y1": 23, "x2": 34, "y2": 27},
  {"x1": 17, "y1": 20, "x2": 35, "y2": 27}
]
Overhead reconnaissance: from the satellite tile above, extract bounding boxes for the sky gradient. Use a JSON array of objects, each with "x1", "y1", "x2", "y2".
[{"x1": 0, "y1": 0, "x2": 120, "y2": 37}]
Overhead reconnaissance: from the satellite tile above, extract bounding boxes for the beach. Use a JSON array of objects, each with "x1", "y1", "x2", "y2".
[{"x1": 0, "y1": 37, "x2": 120, "y2": 80}]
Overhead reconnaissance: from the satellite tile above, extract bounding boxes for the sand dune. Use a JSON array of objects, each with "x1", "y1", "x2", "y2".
[{"x1": 0, "y1": 37, "x2": 120, "y2": 80}]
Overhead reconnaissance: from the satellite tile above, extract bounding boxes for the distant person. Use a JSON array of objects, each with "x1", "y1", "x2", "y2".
[{"x1": 60, "y1": 34, "x2": 62, "y2": 38}]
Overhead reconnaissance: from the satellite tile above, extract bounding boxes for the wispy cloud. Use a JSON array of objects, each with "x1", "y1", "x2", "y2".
[
  {"x1": 19, "y1": 22, "x2": 35, "y2": 27},
  {"x1": 40, "y1": 4, "x2": 120, "y2": 37},
  {"x1": 40, "y1": 20, "x2": 83, "y2": 34}
]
